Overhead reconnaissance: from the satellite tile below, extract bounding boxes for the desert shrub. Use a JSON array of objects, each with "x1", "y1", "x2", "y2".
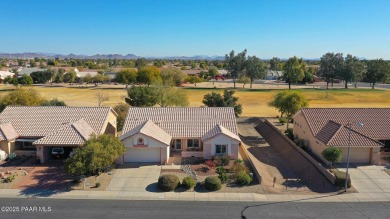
[
  {"x1": 216, "y1": 166, "x2": 228, "y2": 183},
  {"x1": 216, "y1": 166, "x2": 226, "y2": 175},
  {"x1": 285, "y1": 128, "x2": 294, "y2": 140},
  {"x1": 95, "y1": 182, "x2": 101, "y2": 188},
  {"x1": 231, "y1": 163, "x2": 249, "y2": 175},
  {"x1": 182, "y1": 176, "x2": 196, "y2": 189},
  {"x1": 279, "y1": 117, "x2": 287, "y2": 125},
  {"x1": 158, "y1": 174, "x2": 180, "y2": 191},
  {"x1": 3, "y1": 175, "x2": 15, "y2": 183},
  {"x1": 214, "y1": 155, "x2": 230, "y2": 166},
  {"x1": 205, "y1": 160, "x2": 216, "y2": 168},
  {"x1": 332, "y1": 170, "x2": 351, "y2": 189},
  {"x1": 205, "y1": 176, "x2": 222, "y2": 191},
  {"x1": 236, "y1": 171, "x2": 252, "y2": 186},
  {"x1": 234, "y1": 159, "x2": 244, "y2": 165}
]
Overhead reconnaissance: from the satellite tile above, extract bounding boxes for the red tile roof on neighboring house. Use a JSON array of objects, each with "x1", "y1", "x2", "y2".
[
  {"x1": 315, "y1": 120, "x2": 383, "y2": 147},
  {"x1": 0, "y1": 106, "x2": 114, "y2": 138},
  {"x1": 300, "y1": 108, "x2": 390, "y2": 140}
]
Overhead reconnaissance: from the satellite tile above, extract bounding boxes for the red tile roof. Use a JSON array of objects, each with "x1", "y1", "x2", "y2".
[
  {"x1": 300, "y1": 108, "x2": 390, "y2": 140},
  {"x1": 315, "y1": 120, "x2": 383, "y2": 147}
]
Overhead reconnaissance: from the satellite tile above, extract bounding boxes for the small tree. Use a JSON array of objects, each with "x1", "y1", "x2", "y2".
[
  {"x1": 115, "y1": 69, "x2": 138, "y2": 88},
  {"x1": 0, "y1": 88, "x2": 44, "y2": 112},
  {"x1": 269, "y1": 90, "x2": 308, "y2": 128},
  {"x1": 65, "y1": 134, "x2": 125, "y2": 177},
  {"x1": 321, "y1": 146, "x2": 342, "y2": 167},
  {"x1": 95, "y1": 92, "x2": 110, "y2": 106}
]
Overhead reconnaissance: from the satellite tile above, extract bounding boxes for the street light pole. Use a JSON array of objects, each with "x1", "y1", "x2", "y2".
[
  {"x1": 345, "y1": 122, "x2": 352, "y2": 192},
  {"x1": 345, "y1": 122, "x2": 364, "y2": 192}
]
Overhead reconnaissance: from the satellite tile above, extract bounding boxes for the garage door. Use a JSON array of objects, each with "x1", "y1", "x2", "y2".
[
  {"x1": 124, "y1": 147, "x2": 161, "y2": 163},
  {"x1": 341, "y1": 148, "x2": 370, "y2": 163}
]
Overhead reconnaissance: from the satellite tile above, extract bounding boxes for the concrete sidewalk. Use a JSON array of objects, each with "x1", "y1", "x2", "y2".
[{"x1": 1, "y1": 188, "x2": 390, "y2": 203}]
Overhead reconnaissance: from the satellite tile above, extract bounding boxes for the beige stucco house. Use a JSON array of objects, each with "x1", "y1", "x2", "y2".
[
  {"x1": 293, "y1": 108, "x2": 390, "y2": 164},
  {"x1": 0, "y1": 106, "x2": 117, "y2": 163},
  {"x1": 119, "y1": 107, "x2": 241, "y2": 164}
]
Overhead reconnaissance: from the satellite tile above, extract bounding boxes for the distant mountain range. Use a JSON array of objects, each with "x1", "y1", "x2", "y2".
[
  {"x1": 0, "y1": 52, "x2": 225, "y2": 60},
  {"x1": 0, "y1": 52, "x2": 368, "y2": 61}
]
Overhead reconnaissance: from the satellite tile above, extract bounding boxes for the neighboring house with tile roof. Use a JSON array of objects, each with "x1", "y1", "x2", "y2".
[
  {"x1": 293, "y1": 108, "x2": 390, "y2": 164},
  {"x1": 119, "y1": 107, "x2": 241, "y2": 164},
  {"x1": 0, "y1": 106, "x2": 117, "y2": 163}
]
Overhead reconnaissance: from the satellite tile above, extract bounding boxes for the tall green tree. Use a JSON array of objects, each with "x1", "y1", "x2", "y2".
[
  {"x1": 0, "y1": 88, "x2": 44, "y2": 112},
  {"x1": 64, "y1": 70, "x2": 77, "y2": 84},
  {"x1": 155, "y1": 86, "x2": 189, "y2": 107},
  {"x1": 18, "y1": 74, "x2": 33, "y2": 85},
  {"x1": 319, "y1": 52, "x2": 344, "y2": 90},
  {"x1": 269, "y1": 90, "x2": 309, "y2": 128},
  {"x1": 282, "y1": 57, "x2": 305, "y2": 89},
  {"x1": 115, "y1": 69, "x2": 138, "y2": 88},
  {"x1": 202, "y1": 89, "x2": 242, "y2": 116},
  {"x1": 245, "y1": 56, "x2": 266, "y2": 88},
  {"x1": 125, "y1": 86, "x2": 158, "y2": 107},
  {"x1": 269, "y1": 57, "x2": 281, "y2": 71},
  {"x1": 160, "y1": 68, "x2": 187, "y2": 86},
  {"x1": 366, "y1": 59, "x2": 389, "y2": 89},
  {"x1": 339, "y1": 54, "x2": 366, "y2": 89},
  {"x1": 135, "y1": 58, "x2": 147, "y2": 69},
  {"x1": 225, "y1": 49, "x2": 247, "y2": 89},
  {"x1": 137, "y1": 66, "x2": 162, "y2": 86},
  {"x1": 208, "y1": 67, "x2": 219, "y2": 78}
]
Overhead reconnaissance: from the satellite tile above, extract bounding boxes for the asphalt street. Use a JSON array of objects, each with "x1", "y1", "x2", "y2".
[{"x1": 0, "y1": 198, "x2": 389, "y2": 219}]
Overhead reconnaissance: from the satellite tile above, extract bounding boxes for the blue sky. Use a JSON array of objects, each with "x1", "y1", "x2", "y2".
[{"x1": 1, "y1": 0, "x2": 390, "y2": 59}]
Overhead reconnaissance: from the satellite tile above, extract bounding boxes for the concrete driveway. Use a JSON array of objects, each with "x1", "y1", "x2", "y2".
[
  {"x1": 336, "y1": 164, "x2": 390, "y2": 193},
  {"x1": 107, "y1": 163, "x2": 161, "y2": 192}
]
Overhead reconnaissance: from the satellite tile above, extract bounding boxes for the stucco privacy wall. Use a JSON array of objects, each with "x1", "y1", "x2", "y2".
[
  {"x1": 0, "y1": 141, "x2": 10, "y2": 154},
  {"x1": 203, "y1": 134, "x2": 240, "y2": 159}
]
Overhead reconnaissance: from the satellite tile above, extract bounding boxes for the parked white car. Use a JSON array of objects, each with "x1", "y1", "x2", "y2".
[{"x1": 52, "y1": 147, "x2": 65, "y2": 157}]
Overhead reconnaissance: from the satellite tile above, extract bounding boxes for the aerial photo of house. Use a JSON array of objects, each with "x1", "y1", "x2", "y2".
[{"x1": 119, "y1": 107, "x2": 241, "y2": 164}]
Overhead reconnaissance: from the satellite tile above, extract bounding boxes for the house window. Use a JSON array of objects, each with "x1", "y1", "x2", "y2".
[
  {"x1": 15, "y1": 141, "x2": 36, "y2": 150},
  {"x1": 187, "y1": 139, "x2": 199, "y2": 148},
  {"x1": 215, "y1": 144, "x2": 227, "y2": 155}
]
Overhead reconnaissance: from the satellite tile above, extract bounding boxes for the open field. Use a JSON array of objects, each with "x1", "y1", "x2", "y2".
[{"x1": 1, "y1": 84, "x2": 390, "y2": 117}]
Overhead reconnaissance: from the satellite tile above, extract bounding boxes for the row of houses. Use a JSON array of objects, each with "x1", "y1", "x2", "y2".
[
  {"x1": 1, "y1": 105, "x2": 389, "y2": 165},
  {"x1": 0, "y1": 106, "x2": 241, "y2": 164}
]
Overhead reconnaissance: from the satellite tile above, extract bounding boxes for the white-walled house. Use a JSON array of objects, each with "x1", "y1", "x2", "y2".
[{"x1": 119, "y1": 107, "x2": 241, "y2": 164}]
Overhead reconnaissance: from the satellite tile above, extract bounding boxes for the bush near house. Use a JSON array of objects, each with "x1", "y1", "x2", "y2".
[
  {"x1": 216, "y1": 166, "x2": 228, "y2": 183},
  {"x1": 158, "y1": 174, "x2": 180, "y2": 191},
  {"x1": 295, "y1": 139, "x2": 306, "y2": 150},
  {"x1": 182, "y1": 176, "x2": 196, "y2": 189},
  {"x1": 236, "y1": 171, "x2": 252, "y2": 186},
  {"x1": 205, "y1": 176, "x2": 222, "y2": 191},
  {"x1": 214, "y1": 155, "x2": 231, "y2": 166},
  {"x1": 332, "y1": 170, "x2": 351, "y2": 189},
  {"x1": 205, "y1": 160, "x2": 216, "y2": 169}
]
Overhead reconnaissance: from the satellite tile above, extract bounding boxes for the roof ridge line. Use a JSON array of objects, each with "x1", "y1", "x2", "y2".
[{"x1": 341, "y1": 125, "x2": 384, "y2": 146}]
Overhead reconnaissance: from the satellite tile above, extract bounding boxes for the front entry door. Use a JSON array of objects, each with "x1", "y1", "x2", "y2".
[{"x1": 175, "y1": 139, "x2": 182, "y2": 151}]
